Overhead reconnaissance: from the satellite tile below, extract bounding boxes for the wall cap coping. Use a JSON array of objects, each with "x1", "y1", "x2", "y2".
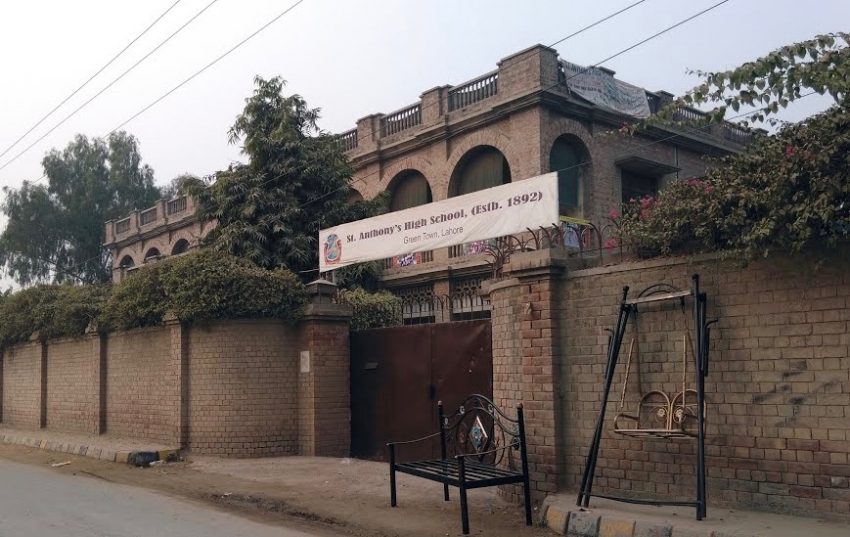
[
  {"x1": 497, "y1": 43, "x2": 557, "y2": 65},
  {"x1": 567, "y1": 251, "x2": 725, "y2": 279},
  {"x1": 482, "y1": 277, "x2": 521, "y2": 295},
  {"x1": 302, "y1": 302, "x2": 352, "y2": 322},
  {"x1": 504, "y1": 248, "x2": 570, "y2": 279}
]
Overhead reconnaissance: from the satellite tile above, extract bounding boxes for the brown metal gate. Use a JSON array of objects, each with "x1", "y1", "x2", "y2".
[{"x1": 350, "y1": 319, "x2": 493, "y2": 461}]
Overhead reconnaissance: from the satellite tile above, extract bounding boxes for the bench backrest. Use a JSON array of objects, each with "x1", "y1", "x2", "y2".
[{"x1": 439, "y1": 394, "x2": 526, "y2": 469}]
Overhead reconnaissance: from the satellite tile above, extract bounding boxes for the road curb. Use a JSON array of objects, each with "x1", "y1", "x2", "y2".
[
  {"x1": 0, "y1": 431, "x2": 180, "y2": 466},
  {"x1": 541, "y1": 497, "x2": 756, "y2": 537}
]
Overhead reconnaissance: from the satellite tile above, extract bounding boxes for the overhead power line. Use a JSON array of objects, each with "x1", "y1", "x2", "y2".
[
  {"x1": 15, "y1": 0, "x2": 307, "y2": 188},
  {"x1": 0, "y1": 0, "x2": 185, "y2": 162},
  {"x1": 548, "y1": 0, "x2": 650, "y2": 48},
  {"x1": 0, "y1": 0, "x2": 224, "y2": 173},
  {"x1": 107, "y1": 0, "x2": 307, "y2": 135}
]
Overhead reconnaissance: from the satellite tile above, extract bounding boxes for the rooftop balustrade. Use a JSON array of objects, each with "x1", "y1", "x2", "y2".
[
  {"x1": 340, "y1": 45, "x2": 754, "y2": 157},
  {"x1": 104, "y1": 195, "x2": 196, "y2": 245}
]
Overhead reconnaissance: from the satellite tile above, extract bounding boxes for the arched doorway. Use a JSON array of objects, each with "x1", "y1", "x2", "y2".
[
  {"x1": 448, "y1": 146, "x2": 511, "y2": 197},
  {"x1": 144, "y1": 248, "x2": 161, "y2": 262},
  {"x1": 171, "y1": 239, "x2": 190, "y2": 255},
  {"x1": 549, "y1": 135, "x2": 590, "y2": 216},
  {"x1": 387, "y1": 170, "x2": 432, "y2": 211}
]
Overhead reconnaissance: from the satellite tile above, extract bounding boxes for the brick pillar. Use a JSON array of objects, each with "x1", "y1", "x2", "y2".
[
  {"x1": 420, "y1": 85, "x2": 451, "y2": 125},
  {"x1": 355, "y1": 113, "x2": 384, "y2": 154},
  {"x1": 39, "y1": 339, "x2": 48, "y2": 429},
  {"x1": 165, "y1": 315, "x2": 190, "y2": 449},
  {"x1": 85, "y1": 323, "x2": 108, "y2": 434},
  {"x1": 496, "y1": 44, "x2": 560, "y2": 98},
  {"x1": 486, "y1": 249, "x2": 568, "y2": 500},
  {"x1": 0, "y1": 350, "x2": 4, "y2": 422},
  {"x1": 298, "y1": 279, "x2": 352, "y2": 457}
]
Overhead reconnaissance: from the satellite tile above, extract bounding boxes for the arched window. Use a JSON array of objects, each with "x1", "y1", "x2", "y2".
[
  {"x1": 346, "y1": 189, "x2": 364, "y2": 203},
  {"x1": 171, "y1": 239, "x2": 190, "y2": 255},
  {"x1": 118, "y1": 255, "x2": 135, "y2": 269},
  {"x1": 549, "y1": 135, "x2": 589, "y2": 215},
  {"x1": 449, "y1": 146, "x2": 511, "y2": 197},
  {"x1": 144, "y1": 248, "x2": 161, "y2": 262},
  {"x1": 388, "y1": 170, "x2": 432, "y2": 212}
]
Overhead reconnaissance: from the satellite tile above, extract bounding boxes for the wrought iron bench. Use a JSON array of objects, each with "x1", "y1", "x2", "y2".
[{"x1": 387, "y1": 394, "x2": 532, "y2": 535}]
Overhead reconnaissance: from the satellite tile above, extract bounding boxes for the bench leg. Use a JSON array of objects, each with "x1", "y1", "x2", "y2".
[
  {"x1": 522, "y1": 479, "x2": 532, "y2": 526},
  {"x1": 443, "y1": 483, "x2": 450, "y2": 501},
  {"x1": 458, "y1": 457, "x2": 470, "y2": 535},
  {"x1": 389, "y1": 444, "x2": 397, "y2": 507}
]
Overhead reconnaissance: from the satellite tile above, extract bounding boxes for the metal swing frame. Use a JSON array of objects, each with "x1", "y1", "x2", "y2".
[{"x1": 576, "y1": 274, "x2": 715, "y2": 520}]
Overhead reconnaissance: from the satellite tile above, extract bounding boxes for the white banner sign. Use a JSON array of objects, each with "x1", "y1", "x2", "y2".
[
  {"x1": 560, "y1": 60, "x2": 651, "y2": 119},
  {"x1": 319, "y1": 173, "x2": 559, "y2": 271}
]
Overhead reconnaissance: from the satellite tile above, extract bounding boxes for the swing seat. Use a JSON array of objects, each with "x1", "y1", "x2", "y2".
[{"x1": 614, "y1": 389, "x2": 700, "y2": 439}]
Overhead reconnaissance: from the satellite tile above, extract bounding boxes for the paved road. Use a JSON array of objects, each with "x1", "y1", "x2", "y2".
[{"x1": 0, "y1": 458, "x2": 335, "y2": 537}]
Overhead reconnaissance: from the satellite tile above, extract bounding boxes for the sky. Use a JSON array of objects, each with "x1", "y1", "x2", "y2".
[{"x1": 0, "y1": 0, "x2": 847, "y2": 193}]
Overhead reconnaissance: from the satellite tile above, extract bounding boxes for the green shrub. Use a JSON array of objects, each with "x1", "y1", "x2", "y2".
[
  {"x1": 339, "y1": 287, "x2": 401, "y2": 330},
  {"x1": 0, "y1": 284, "x2": 110, "y2": 348},
  {"x1": 100, "y1": 250, "x2": 307, "y2": 331},
  {"x1": 45, "y1": 285, "x2": 111, "y2": 340},
  {"x1": 159, "y1": 250, "x2": 307, "y2": 323},
  {"x1": 616, "y1": 178, "x2": 723, "y2": 258},
  {"x1": 617, "y1": 106, "x2": 850, "y2": 260},
  {"x1": 98, "y1": 264, "x2": 167, "y2": 331}
]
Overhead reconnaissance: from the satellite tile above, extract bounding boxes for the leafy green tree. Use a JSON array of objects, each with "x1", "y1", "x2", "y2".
[
  {"x1": 617, "y1": 33, "x2": 850, "y2": 259},
  {"x1": 161, "y1": 173, "x2": 199, "y2": 199},
  {"x1": 187, "y1": 76, "x2": 383, "y2": 278},
  {"x1": 0, "y1": 132, "x2": 161, "y2": 284}
]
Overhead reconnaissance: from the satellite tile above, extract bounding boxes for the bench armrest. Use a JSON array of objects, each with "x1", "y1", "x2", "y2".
[{"x1": 387, "y1": 430, "x2": 441, "y2": 447}]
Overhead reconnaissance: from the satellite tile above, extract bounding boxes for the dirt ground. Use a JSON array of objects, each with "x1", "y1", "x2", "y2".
[{"x1": 0, "y1": 444, "x2": 553, "y2": 537}]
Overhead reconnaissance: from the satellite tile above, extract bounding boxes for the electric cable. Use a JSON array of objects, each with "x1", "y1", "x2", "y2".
[
  {"x1": 0, "y1": 0, "x2": 185, "y2": 161},
  {"x1": 0, "y1": 0, "x2": 224, "y2": 172}
]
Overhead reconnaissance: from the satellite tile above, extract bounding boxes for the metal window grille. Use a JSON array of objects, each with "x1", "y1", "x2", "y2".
[
  {"x1": 394, "y1": 284, "x2": 435, "y2": 325},
  {"x1": 450, "y1": 276, "x2": 491, "y2": 321}
]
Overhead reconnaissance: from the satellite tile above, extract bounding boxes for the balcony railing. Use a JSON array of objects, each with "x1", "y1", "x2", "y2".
[
  {"x1": 115, "y1": 218, "x2": 131, "y2": 234},
  {"x1": 672, "y1": 105, "x2": 708, "y2": 123},
  {"x1": 721, "y1": 123, "x2": 753, "y2": 145},
  {"x1": 382, "y1": 103, "x2": 421, "y2": 136},
  {"x1": 139, "y1": 207, "x2": 158, "y2": 226},
  {"x1": 448, "y1": 71, "x2": 498, "y2": 111},
  {"x1": 338, "y1": 129, "x2": 358, "y2": 152},
  {"x1": 167, "y1": 196, "x2": 188, "y2": 215}
]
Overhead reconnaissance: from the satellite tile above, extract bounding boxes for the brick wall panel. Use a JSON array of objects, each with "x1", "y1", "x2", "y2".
[
  {"x1": 46, "y1": 337, "x2": 98, "y2": 433},
  {"x1": 105, "y1": 327, "x2": 176, "y2": 444},
  {"x1": 2, "y1": 342, "x2": 42, "y2": 428},
  {"x1": 188, "y1": 319, "x2": 299, "y2": 457}
]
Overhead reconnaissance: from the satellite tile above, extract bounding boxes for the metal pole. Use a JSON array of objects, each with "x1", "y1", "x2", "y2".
[
  {"x1": 438, "y1": 401, "x2": 449, "y2": 501},
  {"x1": 517, "y1": 404, "x2": 533, "y2": 526},
  {"x1": 577, "y1": 286, "x2": 631, "y2": 507},
  {"x1": 692, "y1": 274, "x2": 706, "y2": 520},
  {"x1": 389, "y1": 443, "x2": 398, "y2": 507},
  {"x1": 458, "y1": 456, "x2": 470, "y2": 534}
]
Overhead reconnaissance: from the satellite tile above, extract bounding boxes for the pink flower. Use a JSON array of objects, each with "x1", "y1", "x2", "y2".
[
  {"x1": 639, "y1": 195, "x2": 655, "y2": 220},
  {"x1": 785, "y1": 145, "x2": 797, "y2": 157},
  {"x1": 604, "y1": 237, "x2": 619, "y2": 249},
  {"x1": 608, "y1": 208, "x2": 620, "y2": 220}
]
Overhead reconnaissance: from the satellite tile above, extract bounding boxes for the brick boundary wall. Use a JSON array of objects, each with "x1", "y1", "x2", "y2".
[
  {"x1": 486, "y1": 250, "x2": 850, "y2": 519},
  {"x1": 0, "y1": 283, "x2": 351, "y2": 457}
]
